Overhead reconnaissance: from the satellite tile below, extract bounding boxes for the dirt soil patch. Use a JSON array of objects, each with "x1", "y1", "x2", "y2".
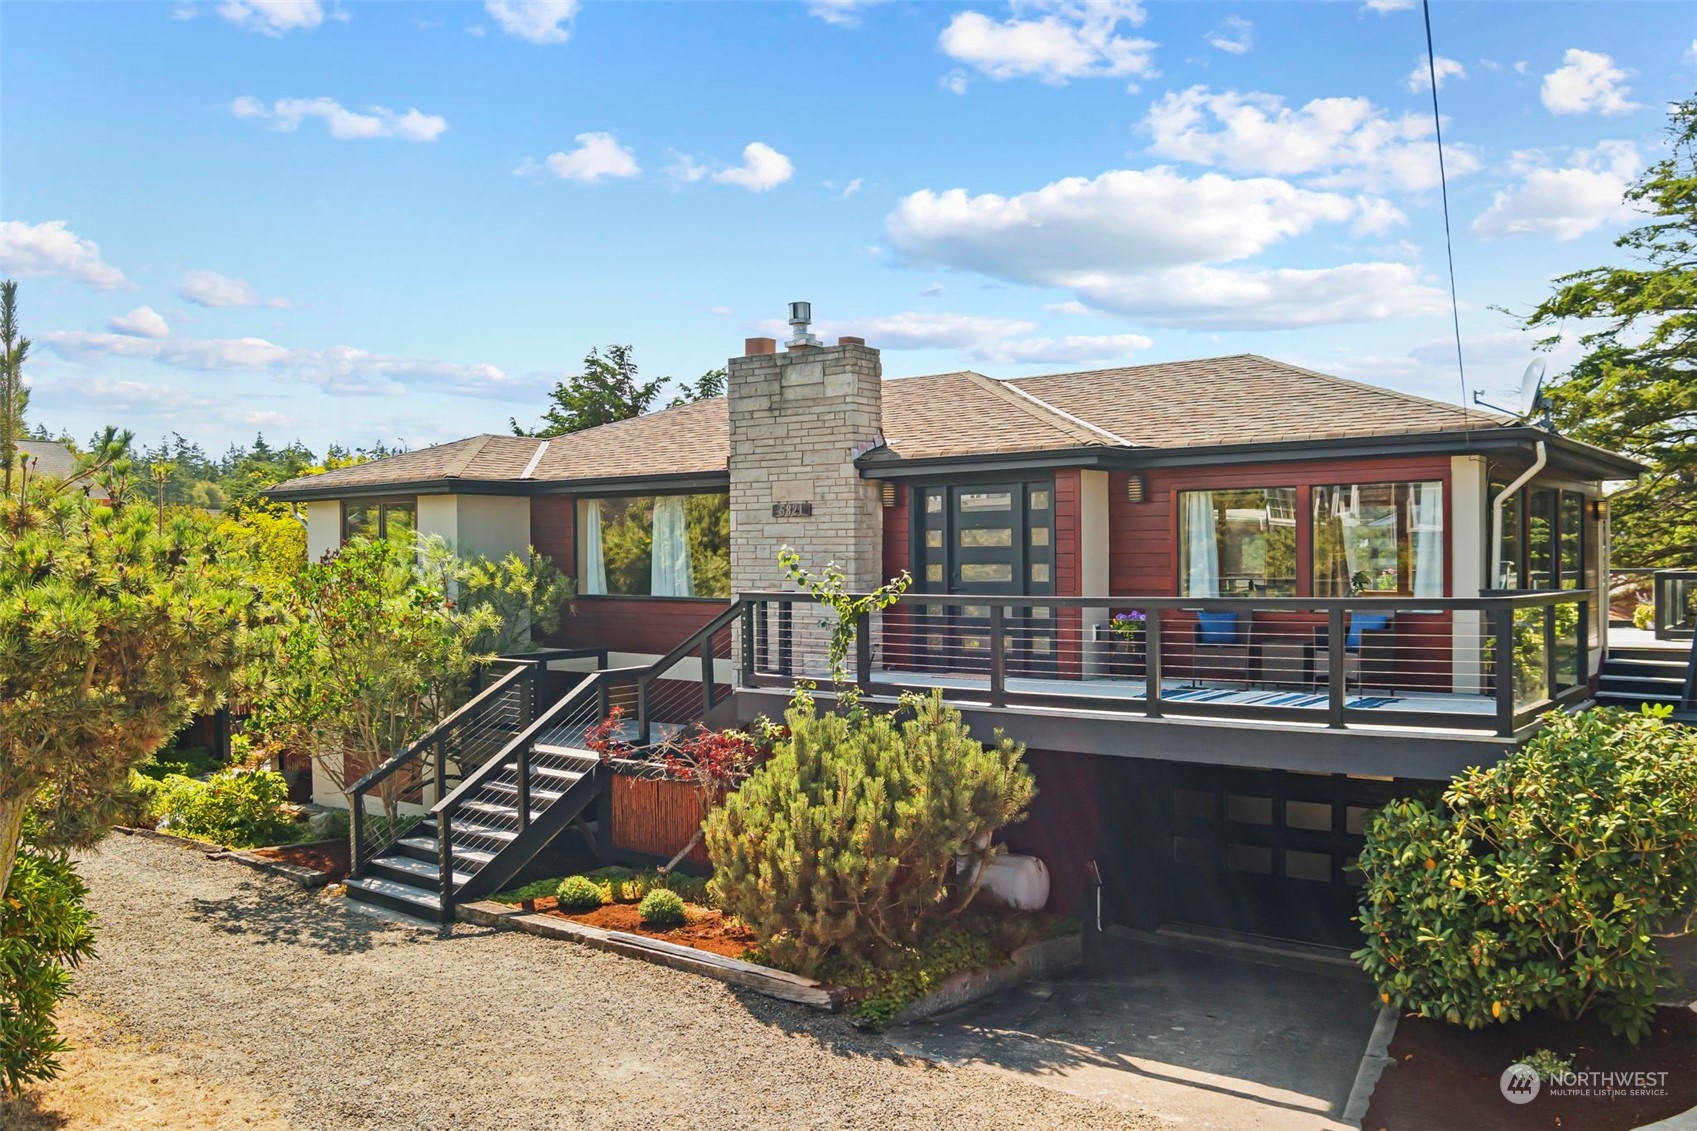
[
  {"x1": 1364, "y1": 1005, "x2": 1697, "y2": 1130},
  {"x1": 527, "y1": 894, "x2": 756, "y2": 958},
  {"x1": 0, "y1": 1003, "x2": 292, "y2": 1131},
  {"x1": 249, "y1": 838, "x2": 350, "y2": 882}
]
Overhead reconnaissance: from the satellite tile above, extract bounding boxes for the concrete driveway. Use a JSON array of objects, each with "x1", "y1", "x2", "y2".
[{"x1": 886, "y1": 932, "x2": 1379, "y2": 1131}]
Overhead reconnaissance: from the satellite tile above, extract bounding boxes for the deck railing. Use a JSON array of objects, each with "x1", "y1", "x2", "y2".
[
  {"x1": 739, "y1": 590, "x2": 1592, "y2": 738},
  {"x1": 1652, "y1": 570, "x2": 1697, "y2": 641}
]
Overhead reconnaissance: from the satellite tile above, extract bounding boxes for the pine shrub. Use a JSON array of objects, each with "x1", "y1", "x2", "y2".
[
  {"x1": 555, "y1": 875, "x2": 605, "y2": 911},
  {"x1": 1, "y1": 850, "x2": 95, "y2": 1094},
  {"x1": 638, "y1": 887, "x2": 686, "y2": 928},
  {"x1": 704, "y1": 689, "x2": 1035, "y2": 977}
]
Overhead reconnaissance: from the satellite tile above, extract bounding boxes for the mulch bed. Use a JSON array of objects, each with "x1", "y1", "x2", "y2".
[
  {"x1": 248, "y1": 839, "x2": 350, "y2": 883},
  {"x1": 1364, "y1": 1005, "x2": 1697, "y2": 1130},
  {"x1": 524, "y1": 894, "x2": 756, "y2": 958}
]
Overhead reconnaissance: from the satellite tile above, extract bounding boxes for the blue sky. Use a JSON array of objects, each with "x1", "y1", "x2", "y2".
[{"x1": 2, "y1": 0, "x2": 1692, "y2": 455}]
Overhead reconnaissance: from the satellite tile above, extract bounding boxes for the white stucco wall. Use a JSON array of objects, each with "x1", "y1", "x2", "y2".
[
  {"x1": 1450, "y1": 455, "x2": 1487, "y2": 694},
  {"x1": 1079, "y1": 470, "x2": 1111, "y2": 676},
  {"x1": 305, "y1": 500, "x2": 340, "y2": 562},
  {"x1": 453, "y1": 495, "x2": 533, "y2": 561}
]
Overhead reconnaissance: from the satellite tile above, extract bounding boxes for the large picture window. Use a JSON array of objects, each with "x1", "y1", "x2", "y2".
[
  {"x1": 342, "y1": 498, "x2": 416, "y2": 545},
  {"x1": 1312, "y1": 481, "x2": 1443, "y2": 598},
  {"x1": 579, "y1": 493, "x2": 730, "y2": 598},
  {"x1": 1178, "y1": 488, "x2": 1297, "y2": 597}
]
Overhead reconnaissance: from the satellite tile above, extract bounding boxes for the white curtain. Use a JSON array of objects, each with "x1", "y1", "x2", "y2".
[
  {"x1": 1338, "y1": 486, "x2": 1363, "y2": 580},
  {"x1": 650, "y1": 495, "x2": 694, "y2": 597},
  {"x1": 1412, "y1": 482, "x2": 1444, "y2": 598},
  {"x1": 581, "y1": 500, "x2": 608, "y2": 595},
  {"x1": 1183, "y1": 491, "x2": 1219, "y2": 597}
]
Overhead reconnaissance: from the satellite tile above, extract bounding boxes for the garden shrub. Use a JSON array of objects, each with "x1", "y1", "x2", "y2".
[
  {"x1": 1354, "y1": 707, "x2": 1697, "y2": 1043},
  {"x1": 136, "y1": 743, "x2": 222, "y2": 782},
  {"x1": 153, "y1": 768, "x2": 296, "y2": 848},
  {"x1": 0, "y1": 848, "x2": 96, "y2": 1095},
  {"x1": 1634, "y1": 602, "x2": 1656, "y2": 631},
  {"x1": 556, "y1": 875, "x2": 605, "y2": 911},
  {"x1": 705, "y1": 688, "x2": 1035, "y2": 977},
  {"x1": 638, "y1": 887, "x2": 686, "y2": 928}
]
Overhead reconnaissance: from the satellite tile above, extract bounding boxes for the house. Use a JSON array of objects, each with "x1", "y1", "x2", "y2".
[
  {"x1": 16, "y1": 438, "x2": 108, "y2": 498},
  {"x1": 268, "y1": 312, "x2": 1659, "y2": 942}
]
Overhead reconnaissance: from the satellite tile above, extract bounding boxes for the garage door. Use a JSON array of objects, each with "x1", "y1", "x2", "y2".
[{"x1": 1155, "y1": 766, "x2": 1402, "y2": 948}]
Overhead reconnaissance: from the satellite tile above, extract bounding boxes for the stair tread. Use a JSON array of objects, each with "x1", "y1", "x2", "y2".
[
  {"x1": 346, "y1": 875, "x2": 441, "y2": 908},
  {"x1": 397, "y1": 836, "x2": 496, "y2": 865},
  {"x1": 484, "y1": 781, "x2": 564, "y2": 800},
  {"x1": 367, "y1": 854, "x2": 475, "y2": 887},
  {"x1": 448, "y1": 820, "x2": 519, "y2": 842}
]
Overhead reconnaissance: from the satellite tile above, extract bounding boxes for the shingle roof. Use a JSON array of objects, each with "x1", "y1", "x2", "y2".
[
  {"x1": 1008, "y1": 354, "x2": 1505, "y2": 448},
  {"x1": 17, "y1": 439, "x2": 81, "y2": 481},
  {"x1": 268, "y1": 353, "x2": 1512, "y2": 496},
  {"x1": 269, "y1": 398, "x2": 730, "y2": 496}
]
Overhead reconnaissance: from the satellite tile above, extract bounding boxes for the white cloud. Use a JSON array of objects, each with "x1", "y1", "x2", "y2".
[
  {"x1": 1351, "y1": 195, "x2": 1408, "y2": 235},
  {"x1": 484, "y1": 0, "x2": 578, "y2": 44},
  {"x1": 938, "y1": 0, "x2": 1155, "y2": 87},
  {"x1": 1361, "y1": 0, "x2": 1415, "y2": 10},
  {"x1": 807, "y1": 0, "x2": 882, "y2": 27},
  {"x1": 0, "y1": 220, "x2": 129, "y2": 289},
  {"x1": 1068, "y1": 263, "x2": 1450, "y2": 329},
  {"x1": 1406, "y1": 54, "x2": 1465, "y2": 92},
  {"x1": 1205, "y1": 15, "x2": 1252, "y2": 56},
  {"x1": 840, "y1": 178, "x2": 863, "y2": 198},
  {"x1": 757, "y1": 311, "x2": 1036, "y2": 351},
  {"x1": 178, "y1": 269, "x2": 291, "y2": 309},
  {"x1": 42, "y1": 329, "x2": 539, "y2": 399},
  {"x1": 1469, "y1": 140, "x2": 1640, "y2": 241},
  {"x1": 215, "y1": 0, "x2": 323, "y2": 36},
  {"x1": 1044, "y1": 299, "x2": 1090, "y2": 314},
  {"x1": 1685, "y1": 39, "x2": 1697, "y2": 65},
  {"x1": 972, "y1": 332, "x2": 1153, "y2": 365},
  {"x1": 521, "y1": 132, "x2": 641, "y2": 184},
  {"x1": 711, "y1": 143, "x2": 794, "y2": 192},
  {"x1": 231, "y1": 96, "x2": 448, "y2": 142},
  {"x1": 107, "y1": 307, "x2": 171, "y2": 339},
  {"x1": 888, "y1": 166, "x2": 1361, "y2": 277},
  {"x1": 885, "y1": 166, "x2": 1444, "y2": 329},
  {"x1": 920, "y1": 283, "x2": 945, "y2": 297},
  {"x1": 1541, "y1": 49, "x2": 1639, "y2": 116},
  {"x1": 1141, "y1": 86, "x2": 1480, "y2": 192}
]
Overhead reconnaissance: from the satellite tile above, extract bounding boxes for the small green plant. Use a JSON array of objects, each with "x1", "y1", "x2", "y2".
[
  {"x1": 776, "y1": 548, "x2": 911, "y2": 687},
  {"x1": 493, "y1": 876, "x2": 565, "y2": 904},
  {"x1": 152, "y1": 768, "x2": 297, "y2": 848},
  {"x1": 136, "y1": 743, "x2": 222, "y2": 782},
  {"x1": 0, "y1": 847, "x2": 96, "y2": 1094},
  {"x1": 556, "y1": 875, "x2": 606, "y2": 911},
  {"x1": 1519, "y1": 1048, "x2": 1575, "y2": 1083},
  {"x1": 638, "y1": 887, "x2": 687, "y2": 928},
  {"x1": 1633, "y1": 602, "x2": 1656, "y2": 631}
]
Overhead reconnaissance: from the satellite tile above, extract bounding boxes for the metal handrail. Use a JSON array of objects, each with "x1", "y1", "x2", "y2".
[
  {"x1": 737, "y1": 589, "x2": 1594, "y2": 612},
  {"x1": 347, "y1": 660, "x2": 531, "y2": 797}
]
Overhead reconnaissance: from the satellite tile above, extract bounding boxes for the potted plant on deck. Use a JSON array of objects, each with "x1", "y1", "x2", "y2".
[{"x1": 1107, "y1": 611, "x2": 1147, "y2": 679}]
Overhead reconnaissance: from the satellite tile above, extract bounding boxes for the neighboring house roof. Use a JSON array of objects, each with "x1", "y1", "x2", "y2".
[
  {"x1": 267, "y1": 352, "x2": 1637, "y2": 499},
  {"x1": 17, "y1": 439, "x2": 80, "y2": 481}
]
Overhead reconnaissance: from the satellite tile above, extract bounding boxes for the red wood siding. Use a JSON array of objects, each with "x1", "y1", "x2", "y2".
[
  {"x1": 549, "y1": 596, "x2": 727, "y2": 656},
  {"x1": 882, "y1": 486, "x2": 910, "y2": 582},
  {"x1": 531, "y1": 496, "x2": 574, "y2": 575},
  {"x1": 998, "y1": 748, "x2": 1102, "y2": 916}
]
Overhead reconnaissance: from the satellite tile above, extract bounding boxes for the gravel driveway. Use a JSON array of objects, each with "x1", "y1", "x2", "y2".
[{"x1": 73, "y1": 834, "x2": 1166, "y2": 1131}]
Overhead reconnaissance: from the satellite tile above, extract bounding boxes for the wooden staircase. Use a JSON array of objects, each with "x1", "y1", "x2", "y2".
[
  {"x1": 1596, "y1": 644, "x2": 1692, "y2": 712},
  {"x1": 343, "y1": 603, "x2": 742, "y2": 924}
]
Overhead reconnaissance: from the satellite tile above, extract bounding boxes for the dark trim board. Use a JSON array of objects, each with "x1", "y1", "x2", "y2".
[
  {"x1": 267, "y1": 470, "x2": 730, "y2": 503},
  {"x1": 733, "y1": 688, "x2": 1520, "y2": 779}
]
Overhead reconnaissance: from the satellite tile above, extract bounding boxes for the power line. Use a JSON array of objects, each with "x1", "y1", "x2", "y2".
[{"x1": 1422, "y1": 0, "x2": 1471, "y2": 437}]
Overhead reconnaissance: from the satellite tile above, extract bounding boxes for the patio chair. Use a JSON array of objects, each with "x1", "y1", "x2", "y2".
[
  {"x1": 1312, "y1": 613, "x2": 1398, "y2": 694},
  {"x1": 1185, "y1": 610, "x2": 1253, "y2": 686}
]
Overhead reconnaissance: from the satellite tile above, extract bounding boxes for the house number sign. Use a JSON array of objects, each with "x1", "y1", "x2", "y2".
[{"x1": 772, "y1": 502, "x2": 813, "y2": 518}]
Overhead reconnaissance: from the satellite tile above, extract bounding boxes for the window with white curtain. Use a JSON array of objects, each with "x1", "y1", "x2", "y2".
[
  {"x1": 1311, "y1": 481, "x2": 1443, "y2": 598},
  {"x1": 1178, "y1": 488, "x2": 1298, "y2": 597},
  {"x1": 578, "y1": 493, "x2": 730, "y2": 597}
]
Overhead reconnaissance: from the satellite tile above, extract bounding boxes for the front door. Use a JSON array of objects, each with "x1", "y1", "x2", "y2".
[{"x1": 914, "y1": 482, "x2": 1056, "y2": 674}]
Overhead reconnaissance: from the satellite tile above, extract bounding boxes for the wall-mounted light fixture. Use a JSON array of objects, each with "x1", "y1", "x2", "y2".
[
  {"x1": 881, "y1": 482, "x2": 898, "y2": 508},
  {"x1": 1124, "y1": 473, "x2": 1146, "y2": 503},
  {"x1": 1590, "y1": 497, "x2": 1605, "y2": 521}
]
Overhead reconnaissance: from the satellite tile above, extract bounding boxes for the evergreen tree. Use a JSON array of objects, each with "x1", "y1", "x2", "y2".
[
  {"x1": 1526, "y1": 97, "x2": 1697, "y2": 567},
  {"x1": 512, "y1": 344, "x2": 666, "y2": 436},
  {"x1": 0, "y1": 280, "x2": 32, "y2": 498}
]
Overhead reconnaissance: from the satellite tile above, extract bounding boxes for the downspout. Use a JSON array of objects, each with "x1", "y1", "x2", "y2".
[
  {"x1": 1489, "y1": 440, "x2": 1546, "y2": 590},
  {"x1": 289, "y1": 502, "x2": 308, "y2": 531}
]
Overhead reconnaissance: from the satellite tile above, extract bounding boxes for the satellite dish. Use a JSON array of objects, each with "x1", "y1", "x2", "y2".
[{"x1": 1519, "y1": 357, "x2": 1547, "y2": 418}]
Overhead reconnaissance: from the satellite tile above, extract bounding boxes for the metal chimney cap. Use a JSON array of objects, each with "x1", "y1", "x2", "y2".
[{"x1": 786, "y1": 300, "x2": 820, "y2": 348}]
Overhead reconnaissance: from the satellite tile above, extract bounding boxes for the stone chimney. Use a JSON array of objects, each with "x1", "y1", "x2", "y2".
[{"x1": 727, "y1": 311, "x2": 884, "y2": 596}]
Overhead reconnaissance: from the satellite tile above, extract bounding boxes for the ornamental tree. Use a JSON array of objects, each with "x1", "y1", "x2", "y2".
[
  {"x1": 1354, "y1": 707, "x2": 1697, "y2": 1043},
  {"x1": 0, "y1": 483, "x2": 249, "y2": 899},
  {"x1": 705, "y1": 689, "x2": 1035, "y2": 976},
  {"x1": 243, "y1": 536, "x2": 499, "y2": 828}
]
